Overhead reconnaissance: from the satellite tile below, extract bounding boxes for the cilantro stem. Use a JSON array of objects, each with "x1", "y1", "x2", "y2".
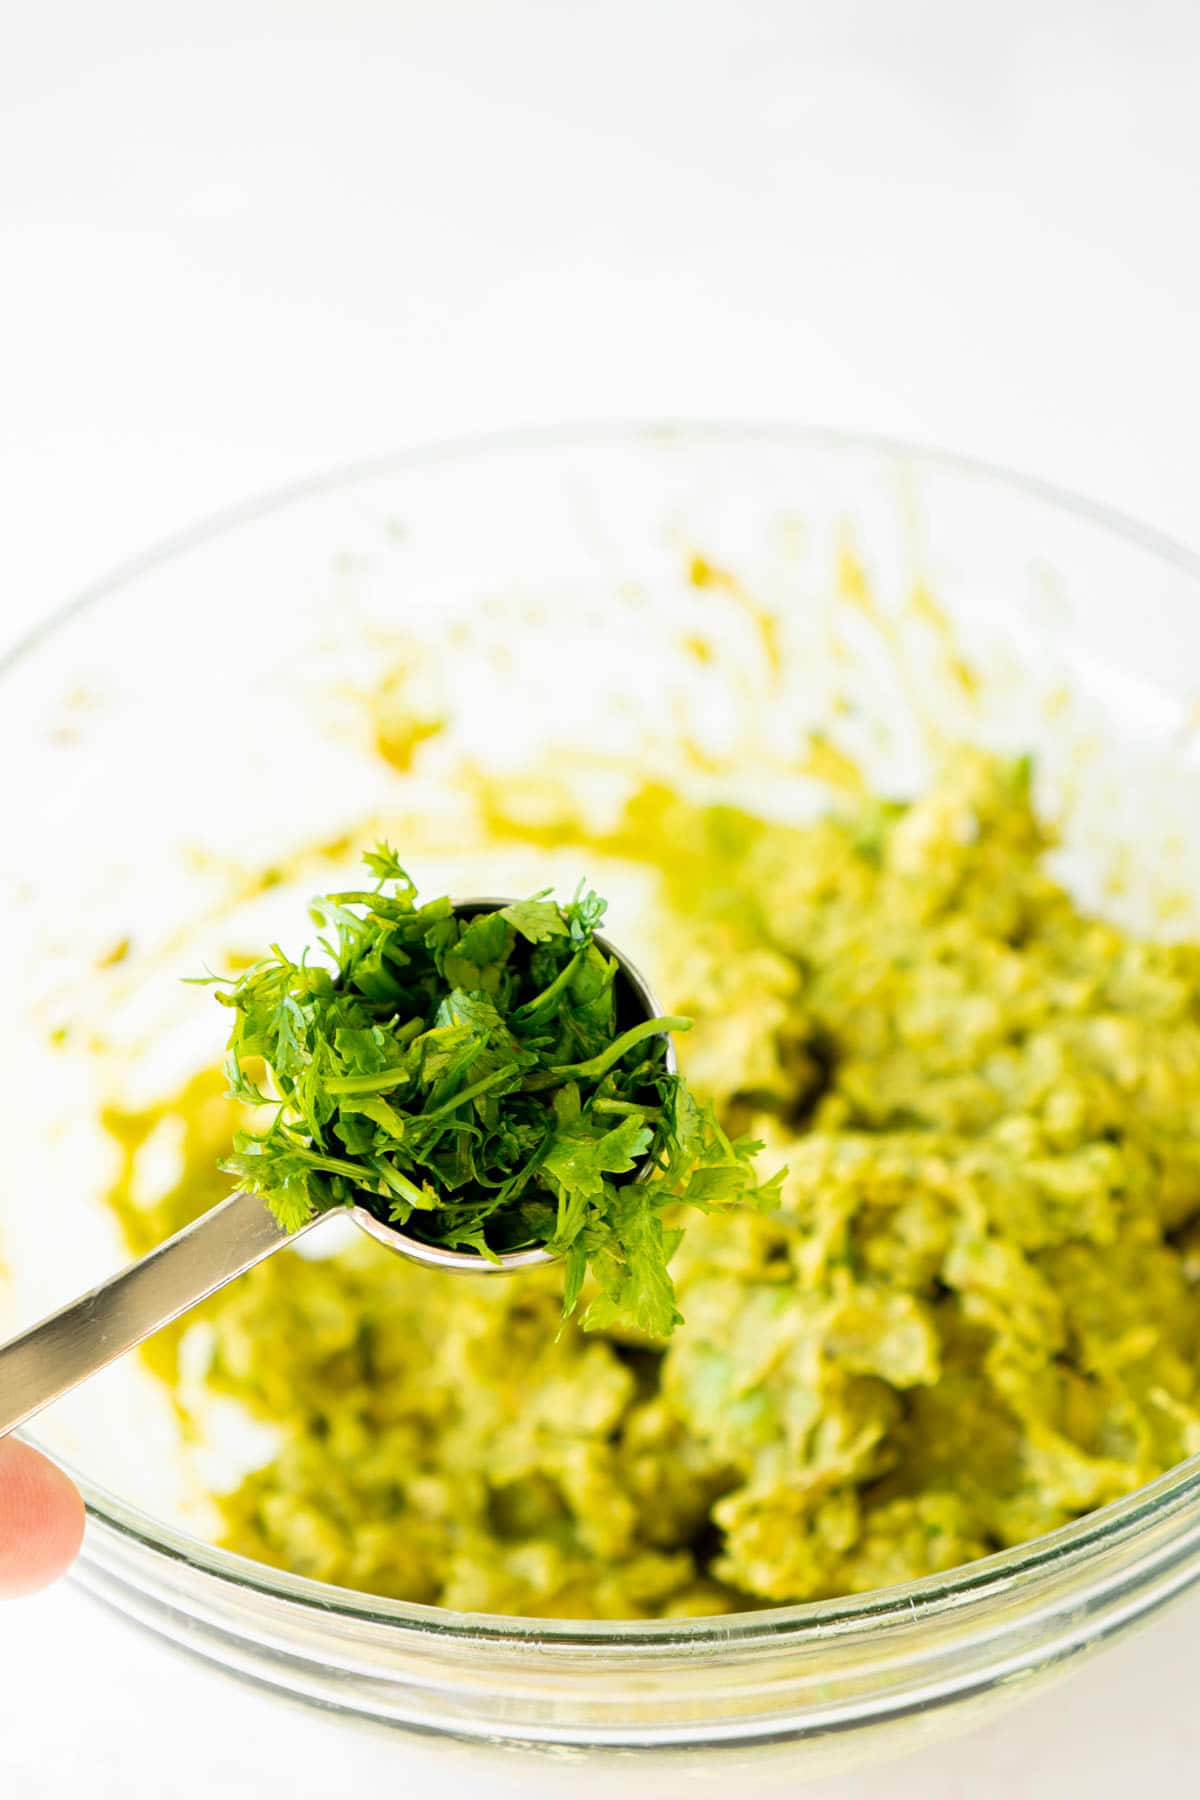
[
  {"x1": 419, "y1": 1066, "x2": 511, "y2": 1124},
  {"x1": 374, "y1": 1164, "x2": 437, "y2": 1210},
  {"x1": 591, "y1": 1099, "x2": 662, "y2": 1120},
  {"x1": 268, "y1": 1144, "x2": 377, "y2": 1183},
  {"x1": 551, "y1": 1016, "x2": 691, "y2": 1082},
  {"x1": 324, "y1": 1061, "x2": 416, "y2": 1097},
  {"x1": 509, "y1": 948, "x2": 586, "y2": 1022}
]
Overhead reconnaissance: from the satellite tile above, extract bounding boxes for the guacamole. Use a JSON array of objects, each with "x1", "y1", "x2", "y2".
[{"x1": 102, "y1": 750, "x2": 1200, "y2": 1618}]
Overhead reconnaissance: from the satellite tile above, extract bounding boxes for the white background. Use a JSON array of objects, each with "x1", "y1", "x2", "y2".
[{"x1": 3, "y1": 3, "x2": 1200, "y2": 1793}]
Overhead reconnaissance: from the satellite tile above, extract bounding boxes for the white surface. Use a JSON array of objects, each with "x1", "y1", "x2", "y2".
[
  {"x1": 8, "y1": 1577, "x2": 1200, "y2": 1798},
  {"x1": 3, "y1": 2, "x2": 1200, "y2": 1793}
]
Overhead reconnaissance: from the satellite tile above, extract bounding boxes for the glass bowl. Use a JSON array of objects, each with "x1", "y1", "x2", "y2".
[{"x1": 4, "y1": 424, "x2": 1200, "y2": 1789}]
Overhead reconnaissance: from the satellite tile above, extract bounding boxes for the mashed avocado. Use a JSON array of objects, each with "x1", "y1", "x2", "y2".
[{"x1": 102, "y1": 750, "x2": 1200, "y2": 1618}]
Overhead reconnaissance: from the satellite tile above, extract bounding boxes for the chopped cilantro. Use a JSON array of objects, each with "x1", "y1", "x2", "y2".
[{"x1": 208, "y1": 851, "x2": 782, "y2": 1335}]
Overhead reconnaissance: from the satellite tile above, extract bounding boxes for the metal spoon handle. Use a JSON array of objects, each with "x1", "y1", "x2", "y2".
[{"x1": 0, "y1": 1188, "x2": 307, "y2": 1439}]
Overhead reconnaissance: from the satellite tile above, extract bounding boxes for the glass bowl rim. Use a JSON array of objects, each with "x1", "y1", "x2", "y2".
[{"x1": 11, "y1": 416, "x2": 1200, "y2": 1649}]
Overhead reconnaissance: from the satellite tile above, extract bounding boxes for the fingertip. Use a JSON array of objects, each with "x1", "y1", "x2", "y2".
[{"x1": 0, "y1": 1439, "x2": 86, "y2": 1598}]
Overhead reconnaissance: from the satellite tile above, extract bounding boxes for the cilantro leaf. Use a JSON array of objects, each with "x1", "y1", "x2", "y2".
[{"x1": 500, "y1": 895, "x2": 569, "y2": 943}]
